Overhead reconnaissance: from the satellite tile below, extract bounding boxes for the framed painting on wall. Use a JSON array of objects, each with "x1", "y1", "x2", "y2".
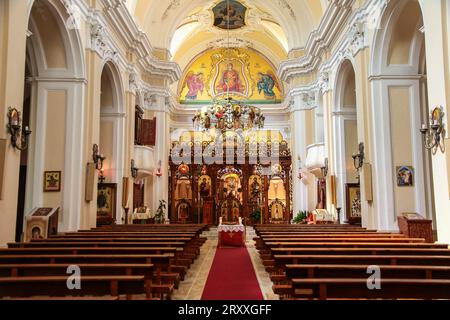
[
  {"x1": 43, "y1": 171, "x2": 61, "y2": 192},
  {"x1": 397, "y1": 166, "x2": 414, "y2": 187},
  {"x1": 97, "y1": 183, "x2": 117, "y2": 226},
  {"x1": 345, "y1": 183, "x2": 361, "y2": 225}
]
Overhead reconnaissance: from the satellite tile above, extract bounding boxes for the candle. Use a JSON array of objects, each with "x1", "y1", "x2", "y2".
[{"x1": 421, "y1": 123, "x2": 427, "y2": 130}]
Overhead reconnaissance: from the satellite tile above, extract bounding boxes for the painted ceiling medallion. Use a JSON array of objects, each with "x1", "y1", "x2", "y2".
[{"x1": 212, "y1": 0, "x2": 247, "y2": 30}]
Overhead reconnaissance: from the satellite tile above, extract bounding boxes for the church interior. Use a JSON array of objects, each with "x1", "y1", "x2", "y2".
[{"x1": 1, "y1": 0, "x2": 450, "y2": 302}]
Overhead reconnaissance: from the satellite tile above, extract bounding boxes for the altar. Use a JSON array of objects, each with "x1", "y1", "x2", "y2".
[{"x1": 218, "y1": 218, "x2": 246, "y2": 247}]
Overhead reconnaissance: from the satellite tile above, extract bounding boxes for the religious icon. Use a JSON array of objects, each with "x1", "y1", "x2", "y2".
[
  {"x1": 43, "y1": 171, "x2": 61, "y2": 192},
  {"x1": 397, "y1": 166, "x2": 414, "y2": 187},
  {"x1": 257, "y1": 71, "x2": 280, "y2": 99},
  {"x1": 178, "y1": 203, "x2": 189, "y2": 221},
  {"x1": 345, "y1": 183, "x2": 361, "y2": 219},
  {"x1": 97, "y1": 183, "x2": 116, "y2": 220},
  {"x1": 216, "y1": 63, "x2": 244, "y2": 94},
  {"x1": 212, "y1": 0, "x2": 246, "y2": 30},
  {"x1": 270, "y1": 202, "x2": 284, "y2": 220},
  {"x1": 184, "y1": 71, "x2": 205, "y2": 100},
  {"x1": 199, "y1": 176, "x2": 211, "y2": 197},
  {"x1": 249, "y1": 176, "x2": 261, "y2": 201},
  {"x1": 31, "y1": 227, "x2": 43, "y2": 240}
]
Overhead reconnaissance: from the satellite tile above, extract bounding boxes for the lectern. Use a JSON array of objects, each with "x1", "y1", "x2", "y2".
[
  {"x1": 24, "y1": 207, "x2": 59, "y2": 242},
  {"x1": 398, "y1": 213, "x2": 433, "y2": 243}
]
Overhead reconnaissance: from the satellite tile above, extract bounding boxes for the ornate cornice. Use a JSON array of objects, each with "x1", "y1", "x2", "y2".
[
  {"x1": 101, "y1": 0, "x2": 181, "y2": 83},
  {"x1": 278, "y1": 0, "x2": 387, "y2": 82}
]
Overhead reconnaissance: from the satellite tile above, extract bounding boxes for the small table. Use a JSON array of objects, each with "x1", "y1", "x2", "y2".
[{"x1": 218, "y1": 224, "x2": 246, "y2": 247}]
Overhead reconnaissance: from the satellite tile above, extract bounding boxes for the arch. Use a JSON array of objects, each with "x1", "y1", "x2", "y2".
[
  {"x1": 370, "y1": 0, "x2": 424, "y2": 76},
  {"x1": 332, "y1": 59, "x2": 359, "y2": 224},
  {"x1": 27, "y1": 0, "x2": 85, "y2": 78},
  {"x1": 99, "y1": 60, "x2": 126, "y2": 225},
  {"x1": 20, "y1": 0, "x2": 86, "y2": 236},
  {"x1": 369, "y1": 0, "x2": 432, "y2": 231}
]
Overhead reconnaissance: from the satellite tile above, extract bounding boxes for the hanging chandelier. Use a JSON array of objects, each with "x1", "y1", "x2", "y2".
[
  {"x1": 191, "y1": 0, "x2": 265, "y2": 133},
  {"x1": 192, "y1": 97, "x2": 265, "y2": 132}
]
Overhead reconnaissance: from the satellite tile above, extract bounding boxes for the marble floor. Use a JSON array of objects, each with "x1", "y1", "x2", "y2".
[{"x1": 172, "y1": 227, "x2": 279, "y2": 300}]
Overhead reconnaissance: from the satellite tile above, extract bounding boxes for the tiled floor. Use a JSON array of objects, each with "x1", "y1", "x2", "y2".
[{"x1": 172, "y1": 227, "x2": 279, "y2": 300}]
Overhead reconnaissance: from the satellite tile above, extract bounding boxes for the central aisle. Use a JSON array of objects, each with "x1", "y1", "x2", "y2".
[{"x1": 201, "y1": 247, "x2": 264, "y2": 300}]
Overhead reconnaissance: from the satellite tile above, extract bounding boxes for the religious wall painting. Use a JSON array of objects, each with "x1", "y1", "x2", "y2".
[
  {"x1": 257, "y1": 71, "x2": 280, "y2": 99},
  {"x1": 184, "y1": 71, "x2": 205, "y2": 100},
  {"x1": 397, "y1": 166, "x2": 414, "y2": 187},
  {"x1": 215, "y1": 61, "x2": 247, "y2": 96},
  {"x1": 179, "y1": 48, "x2": 283, "y2": 105},
  {"x1": 212, "y1": 0, "x2": 247, "y2": 30}
]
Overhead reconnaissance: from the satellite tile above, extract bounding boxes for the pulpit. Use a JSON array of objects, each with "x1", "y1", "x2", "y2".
[{"x1": 218, "y1": 218, "x2": 246, "y2": 247}]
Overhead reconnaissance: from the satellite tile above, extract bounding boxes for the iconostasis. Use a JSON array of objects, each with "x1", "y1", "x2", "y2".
[{"x1": 169, "y1": 132, "x2": 292, "y2": 225}]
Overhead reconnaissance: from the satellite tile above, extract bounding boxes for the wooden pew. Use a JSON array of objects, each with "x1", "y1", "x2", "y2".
[
  {"x1": 264, "y1": 242, "x2": 448, "y2": 249},
  {"x1": 270, "y1": 247, "x2": 450, "y2": 256},
  {"x1": 290, "y1": 278, "x2": 450, "y2": 300},
  {"x1": 285, "y1": 264, "x2": 450, "y2": 280},
  {"x1": 272, "y1": 254, "x2": 450, "y2": 269},
  {"x1": 0, "y1": 275, "x2": 150, "y2": 300}
]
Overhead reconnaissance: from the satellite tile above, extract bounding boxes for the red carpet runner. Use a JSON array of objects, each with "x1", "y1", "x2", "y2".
[{"x1": 201, "y1": 247, "x2": 264, "y2": 300}]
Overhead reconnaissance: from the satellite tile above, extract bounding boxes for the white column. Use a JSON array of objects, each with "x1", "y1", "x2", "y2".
[
  {"x1": 421, "y1": 0, "x2": 450, "y2": 243},
  {"x1": 291, "y1": 95, "x2": 310, "y2": 216},
  {"x1": 152, "y1": 96, "x2": 170, "y2": 219}
]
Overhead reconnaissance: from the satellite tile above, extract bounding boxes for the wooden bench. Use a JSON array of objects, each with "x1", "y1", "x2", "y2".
[
  {"x1": 285, "y1": 264, "x2": 450, "y2": 280},
  {"x1": 272, "y1": 254, "x2": 450, "y2": 269},
  {"x1": 270, "y1": 247, "x2": 450, "y2": 256},
  {"x1": 0, "y1": 275, "x2": 149, "y2": 300},
  {"x1": 290, "y1": 278, "x2": 450, "y2": 300},
  {"x1": 264, "y1": 242, "x2": 448, "y2": 249}
]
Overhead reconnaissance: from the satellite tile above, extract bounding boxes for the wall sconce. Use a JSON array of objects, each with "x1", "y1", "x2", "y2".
[
  {"x1": 420, "y1": 106, "x2": 446, "y2": 154},
  {"x1": 352, "y1": 142, "x2": 365, "y2": 171},
  {"x1": 7, "y1": 107, "x2": 32, "y2": 151},
  {"x1": 297, "y1": 155, "x2": 306, "y2": 180},
  {"x1": 321, "y1": 158, "x2": 329, "y2": 177},
  {"x1": 92, "y1": 144, "x2": 106, "y2": 171},
  {"x1": 155, "y1": 160, "x2": 163, "y2": 177},
  {"x1": 131, "y1": 159, "x2": 138, "y2": 179}
]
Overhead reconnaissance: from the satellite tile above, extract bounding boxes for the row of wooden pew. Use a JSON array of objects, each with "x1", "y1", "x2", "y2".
[
  {"x1": 0, "y1": 224, "x2": 208, "y2": 300},
  {"x1": 254, "y1": 224, "x2": 450, "y2": 300}
]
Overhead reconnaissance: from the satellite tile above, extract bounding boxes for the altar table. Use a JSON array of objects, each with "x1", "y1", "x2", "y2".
[{"x1": 218, "y1": 224, "x2": 246, "y2": 247}]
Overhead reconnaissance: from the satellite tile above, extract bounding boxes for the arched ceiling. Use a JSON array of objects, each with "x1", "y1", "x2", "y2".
[{"x1": 126, "y1": 0, "x2": 328, "y2": 68}]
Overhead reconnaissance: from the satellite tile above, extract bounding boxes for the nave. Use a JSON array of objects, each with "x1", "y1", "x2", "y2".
[{"x1": 2, "y1": 0, "x2": 450, "y2": 304}]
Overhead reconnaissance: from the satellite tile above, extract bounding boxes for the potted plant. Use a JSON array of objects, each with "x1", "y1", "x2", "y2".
[
  {"x1": 250, "y1": 208, "x2": 261, "y2": 225},
  {"x1": 155, "y1": 200, "x2": 166, "y2": 224},
  {"x1": 293, "y1": 210, "x2": 308, "y2": 224}
]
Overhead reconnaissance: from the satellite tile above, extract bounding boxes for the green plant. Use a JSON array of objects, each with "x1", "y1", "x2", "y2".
[
  {"x1": 250, "y1": 208, "x2": 261, "y2": 224},
  {"x1": 155, "y1": 200, "x2": 167, "y2": 224},
  {"x1": 293, "y1": 210, "x2": 308, "y2": 224}
]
